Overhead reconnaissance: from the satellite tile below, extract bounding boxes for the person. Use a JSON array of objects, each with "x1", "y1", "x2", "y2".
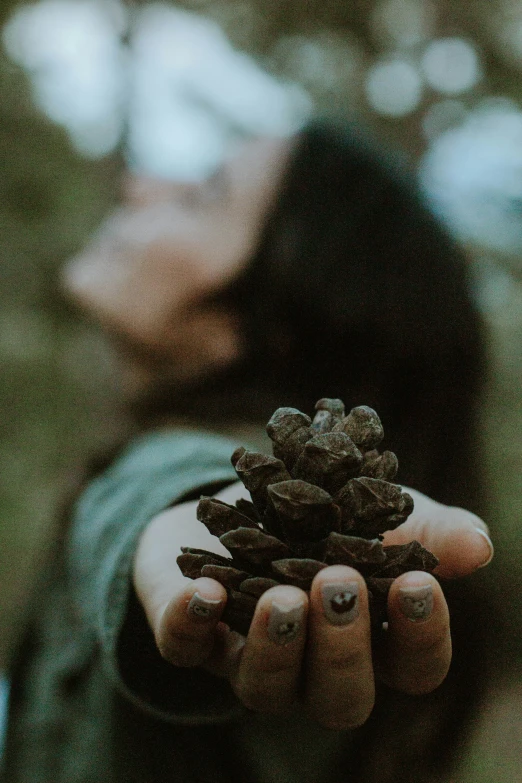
[{"x1": 1, "y1": 121, "x2": 495, "y2": 783}]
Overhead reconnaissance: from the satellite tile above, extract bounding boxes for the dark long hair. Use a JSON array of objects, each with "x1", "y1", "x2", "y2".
[
  {"x1": 236, "y1": 122, "x2": 491, "y2": 783},
  {"x1": 93, "y1": 120, "x2": 491, "y2": 782}
]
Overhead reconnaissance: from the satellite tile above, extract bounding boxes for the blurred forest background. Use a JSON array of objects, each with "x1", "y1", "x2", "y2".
[{"x1": 1, "y1": 0, "x2": 522, "y2": 777}]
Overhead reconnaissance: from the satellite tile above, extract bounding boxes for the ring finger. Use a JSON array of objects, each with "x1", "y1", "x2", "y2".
[
  {"x1": 306, "y1": 566, "x2": 374, "y2": 730},
  {"x1": 230, "y1": 585, "x2": 308, "y2": 714}
]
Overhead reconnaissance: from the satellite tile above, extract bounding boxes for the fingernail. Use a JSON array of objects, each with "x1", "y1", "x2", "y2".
[
  {"x1": 399, "y1": 585, "x2": 433, "y2": 622},
  {"x1": 267, "y1": 601, "x2": 305, "y2": 645},
  {"x1": 187, "y1": 592, "x2": 223, "y2": 621},
  {"x1": 475, "y1": 527, "x2": 494, "y2": 567},
  {"x1": 321, "y1": 582, "x2": 359, "y2": 625}
]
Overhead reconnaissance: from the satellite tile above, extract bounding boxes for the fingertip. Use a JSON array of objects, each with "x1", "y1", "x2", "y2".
[
  {"x1": 310, "y1": 565, "x2": 369, "y2": 626},
  {"x1": 311, "y1": 564, "x2": 368, "y2": 597},
  {"x1": 157, "y1": 580, "x2": 227, "y2": 667},
  {"x1": 253, "y1": 584, "x2": 308, "y2": 642},
  {"x1": 191, "y1": 576, "x2": 228, "y2": 604},
  {"x1": 178, "y1": 578, "x2": 227, "y2": 628},
  {"x1": 390, "y1": 569, "x2": 439, "y2": 591},
  {"x1": 434, "y1": 524, "x2": 494, "y2": 578},
  {"x1": 382, "y1": 496, "x2": 493, "y2": 579},
  {"x1": 258, "y1": 583, "x2": 308, "y2": 608},
  {"x1": 389, "y1": 568, "x2": 440, "y2": 597},
  {"x1": 186, "y1": 591, "x2": 224, "y2": 623},
  {"x1": 389, "y1": 571, "x2": 441, "y2": 625},
  {"x1": 474, "y1": 528, "x2": 494, "y2": 568}
]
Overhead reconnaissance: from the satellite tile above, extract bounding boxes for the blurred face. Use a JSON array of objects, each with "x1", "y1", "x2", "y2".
[{"x1": 63, "y1": 136, "x2": 292, "y2": 396}]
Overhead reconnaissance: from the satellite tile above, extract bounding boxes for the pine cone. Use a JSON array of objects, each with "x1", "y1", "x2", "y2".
[{"x1": 177, "y1": 399, "x2": 438, "y2": 635}]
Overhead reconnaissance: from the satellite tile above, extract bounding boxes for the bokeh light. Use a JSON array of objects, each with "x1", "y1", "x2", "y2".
[
  {"x1": 3, "y1": 0, "x2": 311, "y2": 175},
  {"x1": 421, "y1": 103, "x2": 522, "y2": 256},
  {"x1": 270, "y1": 32, "x2": 363, "y2": 104},
  {"x1": 371, "y1": 0, "x2": 435, "y2": 48},
  {"x1": 421, "y1": 37, "x2": 481, "y2": 95},
  {"x1": 3, "y1": 0, "x2": 126, "y2": 157},
  {"x1": 365, "y1": 58, "x2": 423, "y2": 116}
]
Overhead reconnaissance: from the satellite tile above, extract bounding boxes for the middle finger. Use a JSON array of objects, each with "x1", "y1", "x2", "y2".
[{"x1": 231, "y1": 585, "x2": 308, "y2": 714}]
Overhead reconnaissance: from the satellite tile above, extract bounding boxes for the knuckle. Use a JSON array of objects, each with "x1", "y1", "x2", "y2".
[
  {"x1": 402, "y1": 678, "x2": 444, "y2": 696},
  {"x1": 239, "y1": 691, "x2": 270, "y2": 712},
  {"x1": 309, "y1": 681, "x2": 375, "y2": 731},
  {"x1": 397, "y1": 667, "x2": 449, "y2": 695},
  {"x1": 255, "y1": 659, "x2": 299, "y2": 677},
  {"x1": 235, "y1": 684, "x2": 272, "y2": 713},
  {"x1": 235, "y1": 676, "x2": 295, "y2": 713},
  {"x1": 387, "y1": 643, "x2": 451, "y2": 694},
  {"x1": 315, "y1": 702, "x2": 374, "y2": 731},
  {"x1": 318, "y1": 648, "x2": 365, "y2": 673},
  {"x1": 157, "y1": 631, "x2": 207, "y2": 667},
  {"x1": 409, "y1": 631, "x2": 447, "y2": 659}
]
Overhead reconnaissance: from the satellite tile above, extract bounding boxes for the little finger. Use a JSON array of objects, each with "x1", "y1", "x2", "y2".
[{"x1": 157, "y1": 577, "x2": 227, "y2": 667}]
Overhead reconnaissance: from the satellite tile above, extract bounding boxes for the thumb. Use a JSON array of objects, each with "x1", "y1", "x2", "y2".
[{"x1": 382, "y1": 488, "x2": 494, "y2": 579}]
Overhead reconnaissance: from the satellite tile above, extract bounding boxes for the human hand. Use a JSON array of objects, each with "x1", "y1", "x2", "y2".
[{"x1": 133, "y1": 482, "x2": 493, "y2": 730}]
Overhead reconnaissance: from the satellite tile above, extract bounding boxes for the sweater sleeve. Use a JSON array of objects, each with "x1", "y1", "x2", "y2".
[{"x1": 67, "y1": 429, "x2": 248, "y2": 725}]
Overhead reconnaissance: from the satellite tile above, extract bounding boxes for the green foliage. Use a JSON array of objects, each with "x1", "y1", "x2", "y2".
[{"x1": 0, "y1": 50, "x2": 121, "y2": 662}]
